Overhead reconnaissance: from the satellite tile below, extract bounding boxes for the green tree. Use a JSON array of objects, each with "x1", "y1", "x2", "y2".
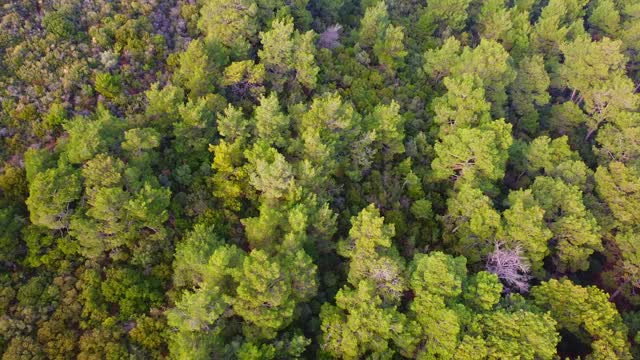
[
  {"x1": 357, "y1": 2, "x2": 406, "y2": 74},
  {"x1": 501, "y1": 189, "x2": 552, "y2": 275},
  {"x1": 560, "y1": 36, "x2": 626, "y2": 98},
  {"x1": 532, "y1": 278, "x2": 632, "y2": 359},
  {"x1": 125, "y1": 182, "x2": 171, "y2": 232},
  {"x1": 358, "y1": 1, "x2": 389, "y2": 49},
  {"x1": 129, "y1": 315, "x2": 167, "y2": 358},
  {"x1": 198, "y1": 0, "x2": 258, "y2": 56},
  {"x1": 503, "y1": 8, "x2": 532, "y2": 61},
  {"x1": 210, "y1": 137, "x2": 253, "y2": 213},
  {"x1": 236, "y1": 342, "x2": 276, "y2": 360},
  {"x1": 259, "y1": 16, "x2": 319, "y2": 92},
  {"x1": 509, "y1": 55, "x2": 550, "y2": 134},
  {"x1": 432, "y1": 74, "x2": 491, "y2": 137},
  {"x1": 398, "y1": 292, "x2": 461, "y2": 358},
  {"x1": 531, "y1": 0, "x2": 585, "y2": 59},
  {"x1": 519, "y1": 135, "x2": 590, "y2": 189},
  {"x1": 595, "y1": 162, "x2": 640, "y2": 226},
  {"x1": 337, "y1": 204, "x2": 406, "y2": 303},
  {"x1": 560, "y1": 36, "x2": 637, "y2": 140},
  {"x1": 71, "y1": 186, "x2": 129, "y2": 258},
  {"x1": 259, "y1": 17, "x2": 295, "y2": 88},
  {"x1": 296, "y1": 92, "x2": 357, "y2": 197},
  {"x1": 293, "y1": 30, "x2": 319, "y2": 90},
  {"x1": 63, "y1": 116, "x2": 107, "y2": 164},
  {"x1": 373, "y1": 24, "x2": 407, "y2": 74},
  {"x1": 472, "y1": 310, "x2": 559, "y2": 359},
  {"x1": 588, "y1": 0, "x2": 621, "y2": 37},
  {"x1": 174, "y1": 96, "x2": 217, "y2": 169},
  {"x1": 454, "y1": 39, "x2": 516, "y2": 117},
  {"x1": 145, "y1": 83, "x2": 185, "y2": 131},
  {"x1": 2, "y1": 336, "x2": 44, "y2": 360},
  {"x1": 121, "y1": 128, "x2": 161, "y2": 158},
  {"x1": 42, "y1": 9, "x2": 78, "y2": 39},
  {"x1": 77, "y1": 326, "x2": 128, "y2": 360},
  {"x1": 606, "y1": 229, "x2": 640, "y2": 302},
  {"x1": 441, "y1": 184, "x2": 502, "y2": 262},
  {"x1": 26, "y1": 162, "x2": 82, "y2": 230},
  {"x1": 172, "y1": 224, "x2": 223, "y2": 288},
  {"x1": 423, "y1": 37, "x2": 461, "y2": 82},
  {"x1": 363, "y1": 100, "x2": 405, "y2": 157},
  {"x1": 254, "y1": 93, "x2": 290, "y2": 148},
  {"x1": 0, "y1": 208, "x2": 24, "y2": 265},
  {"x1": 531, "y1": 176, "x2": 602, "y2": 272},
  {"x1": 432, "y1": 119, "x2": 512, "y2": 190},
  {"x1": 409, "y1": 251, "x2": 466, "y2": 300},
  {"x1": 101, "y1": 267, "x2": 164, "y2": 319},
  {"x1": 396, "y1": 251, "x2": 467, "y2": 358},
  {"x1": 320, "y1": 280, "x2": 404, "y2": 359},
  {"x1": 419, "y1": 0, "x2": 472, "y2": 36},
  {"x1": 173, "y1": 39, "x2": 218, "y2": 98},
  {"x1": 547, "y1": 101, "x2": 589, "y2": 136},
  {"x1": 94, "y1": 72, "x2": 122, "y2": 100},
  {"x1": 594, "y1": 114, "x2": 640, "y2": 166},
  {"x1": 168, "y1": 244, "x2": 244, "y2": 334},
  {"x1": 222, "y1": 60, "x2": 266, "y2": 102},
  {"x1": 230, "y1": 249, "x2": 317, "y2": 339},
  {"x1": 246, "y1": 146, "x2": 296, "y2": 206},
  {"x1": 476, "y1": 0, "x2": 513, "y2": 42},
  {"x1": 464, "y1": 271, "x2": 503, "y2": 312}
]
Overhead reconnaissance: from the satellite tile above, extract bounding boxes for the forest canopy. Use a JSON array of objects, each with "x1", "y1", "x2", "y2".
[{"x1": 1, "y1": 0, "x2": 640, "y2": 358}]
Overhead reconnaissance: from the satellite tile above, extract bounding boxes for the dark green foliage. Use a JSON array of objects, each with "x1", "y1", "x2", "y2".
[
  {"x1": 1, "y1": 0, "x2": 639, "y2": 358},
  {"x1": 101, "y1": 267, "x2": 164, "y2": 319},
  {"x1": 94, "y1": 72, "x2": 122, "y2": 99},
  {"x1": 42, "y1": 10, "x2": 78, "y2": 39},
  {"x1": 25, "y1": 161, "x2": 82, "y2": 230}
]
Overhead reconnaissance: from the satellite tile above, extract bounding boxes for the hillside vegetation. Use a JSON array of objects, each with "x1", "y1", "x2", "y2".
[{"x1": 1, "y1": 0, "x2": 640, "y2": 358}]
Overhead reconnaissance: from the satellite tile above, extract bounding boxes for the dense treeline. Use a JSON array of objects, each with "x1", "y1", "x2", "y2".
[{"x1": 1, "y1": 0, "x2": 640, "y2": 358}]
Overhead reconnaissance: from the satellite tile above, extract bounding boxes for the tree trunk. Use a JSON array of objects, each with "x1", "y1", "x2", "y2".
[
  {"x1": 609, "y1": 280, "x2": 631, "y2": 301},
  {"x1": 584, "y1": 127, "x2": 598, "y2": 141}
]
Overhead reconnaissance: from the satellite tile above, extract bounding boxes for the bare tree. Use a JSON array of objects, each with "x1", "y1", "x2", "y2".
[
  {"x1": 486, "y1": 242, "x2": 532, "y2": 293},
  {"x1": 318, "y1": 24, "x2": 343, "y2": 49}
]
